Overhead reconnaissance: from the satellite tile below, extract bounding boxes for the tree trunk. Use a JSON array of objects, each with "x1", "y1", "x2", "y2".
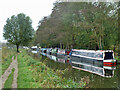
[
  {"x1": 16, "y1": 45, "x2": 19, "y2": 53},
  {"x1": 60, "y1": 42, "x2": 62, "y2": 49},
  {"x1": 113, "y1": 44, "x2": 115, "y2": 53},
  {"x1": 62, "y1": 44, "x2": 63, "y2": 49},
  {"x1": 118, "y1": 1, "x2": 120, "y2": 58},
  {"x1": 99, "y1": 36, "x2": 102, "y2": 50},
  {"x1": 118, "y1": 44, "x2": 120, "y2": 57},
  {"x1": 71, "y1": 45, "x2": 73, "y2": 49}
]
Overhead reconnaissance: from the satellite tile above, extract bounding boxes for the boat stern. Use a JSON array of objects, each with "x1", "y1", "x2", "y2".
[{"x1": 103, "y1": 59, "x2": 116, "y2": 66}]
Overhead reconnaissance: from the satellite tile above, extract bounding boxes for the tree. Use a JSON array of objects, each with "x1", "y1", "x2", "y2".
[
  {"x1": 36, "y1": 2, "x2": 118, "y2": 52},
  {"x1": 118, "y1": 1, "x2": 120, "y2": 58},
  {"x1": 3, "y1": 13, "x2": 34, "y2": 52}
]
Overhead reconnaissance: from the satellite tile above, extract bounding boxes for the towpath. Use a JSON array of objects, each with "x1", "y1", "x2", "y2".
[{"x1": 0, "y1": 55, "x2": 18, "y2": 88}]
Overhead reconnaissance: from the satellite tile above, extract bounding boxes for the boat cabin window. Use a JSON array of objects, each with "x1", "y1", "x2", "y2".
[
  {"x1": 104, "y1": 52, "x2": 113, "y2": 59},
  {"x1": 95, "y1": 52, "x2": 103, "y2": 58},
  {"x1": 72, "y1": 51, "x2": 76, "y2": 54},
  {"x1": 31, "y1": 48, "x2": 37, "y2": 51},
  {"x1": 87, "y1": 52, "x2": 103, "y2": 58},
  {"x1": 44, "y1": 50, "x2": 47, "y2": 53}
]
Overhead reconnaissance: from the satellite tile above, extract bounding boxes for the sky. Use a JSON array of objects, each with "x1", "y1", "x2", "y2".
[
  {"x1": 0, "y1": 0, "x2": 119, "y2": 43},
  {"x1": 0, "y1": 0, "x2": 56, "y2": 42}
]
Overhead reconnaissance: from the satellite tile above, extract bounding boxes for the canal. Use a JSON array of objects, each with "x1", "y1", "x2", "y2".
[{"x1": 29, "y1": 50, "x2": 120, "y2": 88}]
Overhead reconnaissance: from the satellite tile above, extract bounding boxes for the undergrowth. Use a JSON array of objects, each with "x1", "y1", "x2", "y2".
[
  {"x1": 17, "y1": 49, "x2": 86, "y2": 88},
  {"x1": 1, "y1": 47, "x2": 16, "y2": 76}
]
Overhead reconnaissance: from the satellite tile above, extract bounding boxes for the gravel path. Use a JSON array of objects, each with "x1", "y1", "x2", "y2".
[{"x1": 1, "y1": 55, "x2": 18, "y2": 88}]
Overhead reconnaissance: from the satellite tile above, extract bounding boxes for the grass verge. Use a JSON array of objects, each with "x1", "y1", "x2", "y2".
[
  {"x1": 17, "y1": 49, "x2": 86, "y2": 88},
  {"x1": 2, "y1": 47, "x2": 16, "y2": 76},
  {"x1": 4, "y1": 68, "x2": 15, "y2": 88}
]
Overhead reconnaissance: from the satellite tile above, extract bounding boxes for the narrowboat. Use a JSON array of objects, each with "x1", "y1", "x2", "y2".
[
  {"x1": 40, "y1": 48, "x2": 47, "y2": 56},
  {"x1": 57, "y1": 49, "x2": 71, "y2": 57},
  {"x1": 70, "y1": 49, "x2": 116, "y2": 65},
  {"x1": 46, "y1": 48, "x2": 52, "y2": 55},
  {"x1": 41, "y1": 48, "x2": 47, "y2": 53},
  {"x1": 65, "y1": 50, "x2": 71, "y2": 56},
  {"x1": 51, "y1": 48, "x2": 59, "y2": 55},
  {"x1": 31, "y1": 46, "x2": 38, "y2": 54},
  {"x1": 70, "y1": 49, "x2": 116, "y2": 77},
  {"x1": 57, "y1": 49, "x2": 66, "y2": 57}
]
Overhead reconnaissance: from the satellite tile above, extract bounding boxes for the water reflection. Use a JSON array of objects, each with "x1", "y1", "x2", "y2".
[
  {"x1": 57, "y1": 57, "x2": 66, "y2": 63},
  {"x1": 41, "y1": 52, "x2": 67, "y2": 63},
  {"x1": 47, "y1": 54, "x2": 57, "y2": 61},
  {"x1": 31, "y1": 50, "x2": 38, "y2": 54},
  {"x1": 72, "y1": 63, "x2": 116, "y2": 78}
]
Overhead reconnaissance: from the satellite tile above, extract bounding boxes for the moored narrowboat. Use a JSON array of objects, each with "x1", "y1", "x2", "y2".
[
  {"x1": 70, "y1": 49, "x2": 116, "y2": 77},
  {"x1": 51, "y1": 48, "x2": 59, "y2": 55},
  {"x1": 31, "y1": 46, "x2": 38, "y2": 53},
  {"x1": 57, "y1": 49, "x2": 66, "y2": 57},
  {"x1": 70, "y1": 49, "x2": 116, "y2": 66},
  {"x1": 40, "y1": 48, "x2": 47, "y2": 53},
  {"x1": 65, "y1": 50, "x2": 71, "y2": 55},
  {"x1": 46, "y1": 48, "x2": 52, "y2": 55}
]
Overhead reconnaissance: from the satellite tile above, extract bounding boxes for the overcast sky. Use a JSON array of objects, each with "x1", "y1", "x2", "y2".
[
  {"x1": 0, "y1": 0, "x2": 119, "y2": 43},
  {"x1": 0, "y1": 0, "x2": 56, "y2": 42}
]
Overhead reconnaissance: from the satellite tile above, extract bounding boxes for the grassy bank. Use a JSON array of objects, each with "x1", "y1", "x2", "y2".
[
  {"x1": 4, "y1": 68, "x2": 15, "y2": 88},
  {"x1": 17, "y1": 49, "x2": 86, "y2": 88},
  {"x1": 1, "y1": 47, "x2": 16, "y2": 76}
]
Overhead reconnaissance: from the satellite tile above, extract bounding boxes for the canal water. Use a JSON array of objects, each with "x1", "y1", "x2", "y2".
[{"x1": 29, "y1": 50, "x2": 120, "y2": 88}]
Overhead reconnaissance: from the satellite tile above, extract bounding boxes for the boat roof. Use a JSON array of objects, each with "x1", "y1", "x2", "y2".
[
  {"x1": 31, "y1": 46, "x2": 37, "y2": 48},
  {"x1": 72, "y1": 49, "x2": 113, "y2": 53}
]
